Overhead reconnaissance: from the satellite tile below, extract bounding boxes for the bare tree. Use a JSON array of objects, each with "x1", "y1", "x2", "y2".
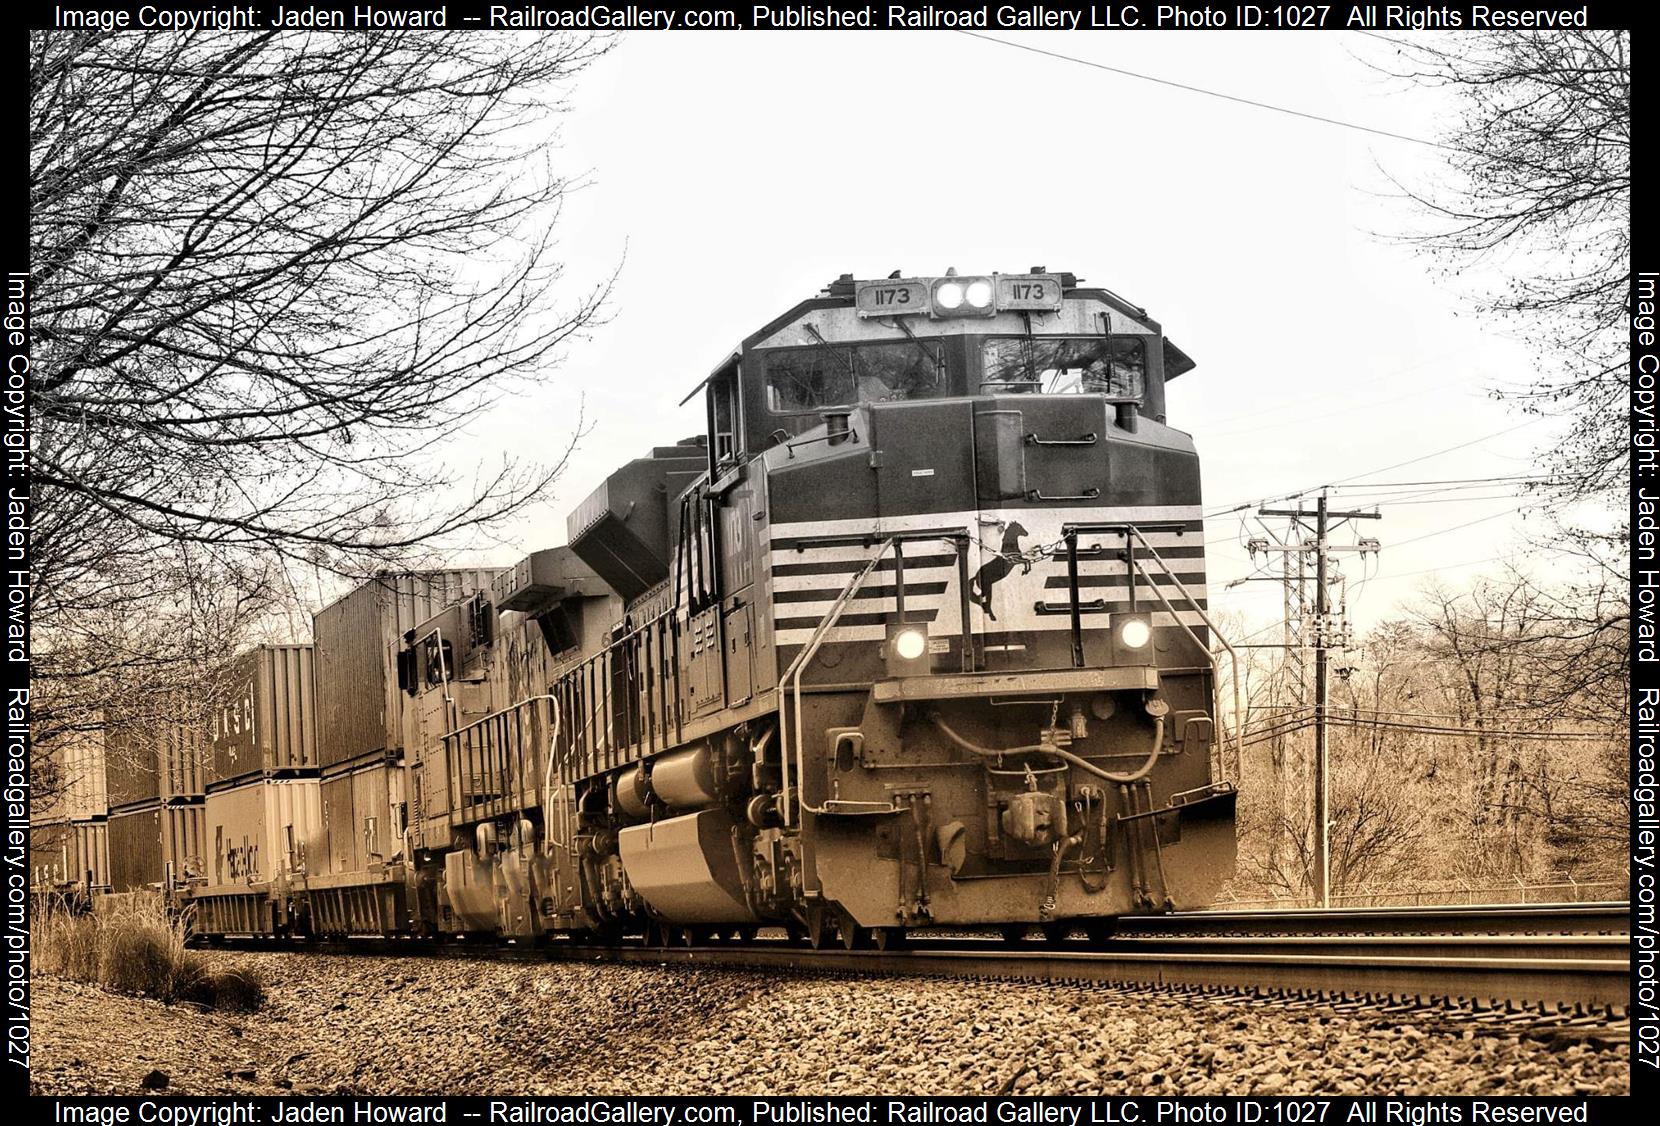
[
  {"x1": 1412, "y1": 565, "x2": 1626, "y2": 877},
  {"x1": 1368, "y1": 31, "x2": 1630, "y2": 505},
  {"x1": 29, "y1": 30, "x2": 611, "y2": 775},
  {"x1": 1229, "y1": 563, "x2": 1627, "y2": 902}
]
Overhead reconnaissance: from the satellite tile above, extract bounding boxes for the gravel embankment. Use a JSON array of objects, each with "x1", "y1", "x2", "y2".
[{"x1": 31, "y1": 951, "x2": 1629, "y2": 1096}]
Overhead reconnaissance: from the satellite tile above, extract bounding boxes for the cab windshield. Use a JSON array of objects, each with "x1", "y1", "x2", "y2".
[
  {"x1": 981, "y1": 336, "x2": 1146, "y2": 398},
  {"x1": 763, "y1": 340, "x2": 944, "y2": 413}
]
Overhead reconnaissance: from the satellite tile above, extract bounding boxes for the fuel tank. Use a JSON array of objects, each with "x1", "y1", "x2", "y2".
[{"x1": 616, "y1": 808, "x2": 756, "y2": 923}]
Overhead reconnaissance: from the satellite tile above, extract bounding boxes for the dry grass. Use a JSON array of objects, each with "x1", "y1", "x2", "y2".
[{"x1": 32, "y1": 898, "x2": 263, "y2": 1011}]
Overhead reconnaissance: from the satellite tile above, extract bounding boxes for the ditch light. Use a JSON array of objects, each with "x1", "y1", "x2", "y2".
[
  {"x1": 885, "y1": 624, "x2": 933, "y2": 677},
  {"x1": 1116, "y1": 613, "x2": 1152, "y2": 650}
]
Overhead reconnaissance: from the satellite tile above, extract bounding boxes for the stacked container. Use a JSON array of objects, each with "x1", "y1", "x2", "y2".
[
  {"x1": 313, "y1": 570, "x2": 500, "y2": 875},
  {"x1": 103, "y1": 714, "x2": 160, "y2": 892},
  {"x1": 203, "y1": 645, "x2": 322, "y2": 885},
  {"x1": 62, "y1": 729, "x2": 110, "y2": 889},
  {"x1": 156, "y1": 697, "x2": 209, "y2": 885},
  {"x1": 203, "y1": 775, "x2": 323, "y2": 885},
  {"x1": 108, "y1": 804, "x2": 165, "y2": 892},
  {"x1": 89, "y1": 699, "x2": 213, "y2": 892}
]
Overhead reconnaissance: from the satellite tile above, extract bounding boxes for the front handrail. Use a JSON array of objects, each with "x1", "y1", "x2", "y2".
[
  {"x1": 1125, "y1": 547, "x2": 1243, "y2": 778},
  {"x1": 780, "y1": 538, "x2": 895, "y2": 828},
  {"x1": 1059, "y1": 522, "x2": 1242, "y2": 779}
]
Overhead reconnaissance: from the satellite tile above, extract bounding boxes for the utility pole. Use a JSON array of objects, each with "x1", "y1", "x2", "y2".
[
  {"x1": 1313, "y1": 492, "x2": 1331, "y2": 914},
  {"x1": 1257, "y1": 491, "x2": 1381, "y2": 908}
]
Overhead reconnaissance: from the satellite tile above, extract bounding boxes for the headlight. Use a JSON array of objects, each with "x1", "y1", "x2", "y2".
[
  {"x1": 893, "y1": 628, "x2": 928, "y2": 661},
  {"x1": 1118, "y1": 617, "x2": 1151, "y2": 649},
  {"x1": 928, "y1": 275, "x2": 997, "y2": 318}
]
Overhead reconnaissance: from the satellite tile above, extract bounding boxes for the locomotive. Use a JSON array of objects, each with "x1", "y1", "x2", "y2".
[{"x1": 188, "y1": 269, "x2": 1237, "y2": 947}]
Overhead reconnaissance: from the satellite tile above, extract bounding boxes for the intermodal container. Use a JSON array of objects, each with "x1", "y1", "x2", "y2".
[
  {"x1": 70, "y1": 820, "x2": 109, "y2": 889},
  {"x1": 162, "y1": 804, "x2": 207, "y2": 885},
  {"x1": 103, "y1": 721, "x2": 160, "y2": 809},
  {"x1": 30, "y1": 821, "x2": 71, "y2": 887},
  {"x1": 160, "y1": 708, "x2": 209, "y2": 801},
  {"x1": 319, "y1": 756, "x2": 401, "y2": 875},
  {"x1": 313, "y1": 571, "x2": 501, "y2": 768},
  {"x1": 108, "y1": 803, "x2": 165, "y2": 892},
  {"x1": 58, "y1": 731, "x2": 108, "y2": 822},
  {"x1": 211, "y1": 644, "x2": 317, "y2": 783},
  {"x1": 203, "y1": 776, "x2": 324, "y2": 885}
]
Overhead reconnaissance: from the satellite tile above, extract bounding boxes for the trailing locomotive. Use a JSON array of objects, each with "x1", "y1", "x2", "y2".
[{"x1": 186, "y1": 269, "x2": 1238, "y2": 947}]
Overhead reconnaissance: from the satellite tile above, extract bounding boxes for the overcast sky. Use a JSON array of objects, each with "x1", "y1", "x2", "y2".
[{"x1": 440, "y1": 30, "x2": 1594, "y2": 642}]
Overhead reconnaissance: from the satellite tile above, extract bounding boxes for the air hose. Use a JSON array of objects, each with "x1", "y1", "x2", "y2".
[{"x1": 929, "y1": 712, "x2": 1166, "y2": 784}]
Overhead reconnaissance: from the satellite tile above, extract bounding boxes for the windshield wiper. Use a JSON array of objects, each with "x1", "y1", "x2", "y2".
[
  {"x1": 889, "y1": 316, "x2": 945, "y2": 384},
  {"x1": 803, "y1": 323, "x2": 855, "y2": 379}
]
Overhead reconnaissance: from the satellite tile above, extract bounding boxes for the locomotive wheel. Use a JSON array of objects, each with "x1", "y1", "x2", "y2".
[
  {"x1": 735, "y1": 926, "x2": 759, "y2": 944},
  {"x1": 999, "y1": 924, "x2": 1029, "y2": 945},
  {"x1": 872, "y1": 926, "x2": 907, "y2": 951},
  {"x1": 1041, "y1": 921, "x2": 1073, "y2": 947},
  {"x1": 839, "y1": 920, "x2": 871, "y2": 951}
]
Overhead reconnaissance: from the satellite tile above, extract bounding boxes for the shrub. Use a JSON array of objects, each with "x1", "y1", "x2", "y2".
[
  {"x1": 200, "y1": 967, "x2": 266, "y2": 1012},
  {"x1": 34, "y1": 910, "x2": 100, "y2": 980},
  {"x1": 97, "y1": 909, "x2": 183, "y2": 997},
  {"x1": 32, "y1": 898, "x2": 263, "y2": 1011}
]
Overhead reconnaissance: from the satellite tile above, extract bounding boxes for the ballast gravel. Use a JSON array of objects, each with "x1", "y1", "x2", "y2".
[{"x1": 30, "y1": 952, "x2": 1629, "y2": 1096}]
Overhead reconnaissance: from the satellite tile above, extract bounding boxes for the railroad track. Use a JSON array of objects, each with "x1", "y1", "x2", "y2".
[
  {"x1": 1115, "y1": 901, "x2": 1630, "y2": 938},
  {"x1": 216, "y1": 901, "x2": 1630, "y2": 1019},
  {"x1": 567, "y1": 934, "x2": 1627, "y2": 1013}
]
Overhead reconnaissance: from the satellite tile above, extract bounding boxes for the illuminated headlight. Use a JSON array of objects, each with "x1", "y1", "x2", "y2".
[
  {"x1": 934, "y1": 281, "x2": 964, "y2": 310},
  {"x1": 965, "y1": 280, "x2": 993, "y2": 308},
  {"x1": 1117, "y1": 617, "x2": 1151, "y2": 649},
  {"x1": 893, "y1": 628, "x2": 928, "y2": 661}
]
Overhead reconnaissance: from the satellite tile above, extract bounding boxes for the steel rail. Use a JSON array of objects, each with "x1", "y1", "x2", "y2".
[
  {"x1": 538, "y1": 938, "x2": 1628, "y2": 1010},
  {"x1": 1029, "y1": 934, "x2": 1627, "y2": 963},
  {"x1": 1125, "y1": 902, "x2": 1630, "y2": 938}
]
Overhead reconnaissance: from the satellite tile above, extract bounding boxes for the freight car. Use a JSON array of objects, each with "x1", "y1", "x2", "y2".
[{"x1": 185, "y1": 269, "x2": 1239, "y2": 948}]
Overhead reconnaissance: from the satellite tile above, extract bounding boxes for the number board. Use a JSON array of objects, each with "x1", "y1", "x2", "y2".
[
  {"x1": 855, "y1": 279, "x2": 928, "y2": 317},
  {"x1": 995, "y1": 274, "x2": 1063, "y2": 311}
]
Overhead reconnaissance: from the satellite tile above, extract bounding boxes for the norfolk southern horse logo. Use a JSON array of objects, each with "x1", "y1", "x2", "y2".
[{"x1": 969, "y1": 520, "x2": 1032, "y2": 621}]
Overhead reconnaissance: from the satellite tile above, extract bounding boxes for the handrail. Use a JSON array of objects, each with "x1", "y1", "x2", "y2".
[
  {"x1": 443, "y1": 694, "x2": 557, "y2": 743},
  {"x1": 1055, "y1": 521, "x2": 1241, "y2": 779},
  {"x1": 441, "y1": 694, "x2": 557, "y2": 829},
  {"x1": 780, "y1": 537, "x2": 896, "y2": 828},
  {"x1": 1120, "y1": 528, "x2": 1243, "y2": 778}
]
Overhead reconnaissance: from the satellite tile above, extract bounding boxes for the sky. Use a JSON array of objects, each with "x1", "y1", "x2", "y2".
[{"x1": 433, "y1": 29, "x2": 1596, "y2": 645}]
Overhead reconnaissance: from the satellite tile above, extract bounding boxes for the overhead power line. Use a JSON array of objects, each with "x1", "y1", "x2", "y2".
[
  {"x1": 957, "y1": 32, "x2": 1460, "y2": 153},
  {"x1": 1364, "y1": 552, "x2": 1521, "y2": 583},
  {"x1": 1325, "y1": 716, "x2": 1608, "y2": 741},
  {"x1": 1246, "y1": 705, "x2": 1609, "y2": 741},
  {"x1": 1386, "y1": 504, "x2": 1529, "y2": 550},
  {"x1": 1204, "y1": 420, "x2": 1544, "y2": 517}
]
